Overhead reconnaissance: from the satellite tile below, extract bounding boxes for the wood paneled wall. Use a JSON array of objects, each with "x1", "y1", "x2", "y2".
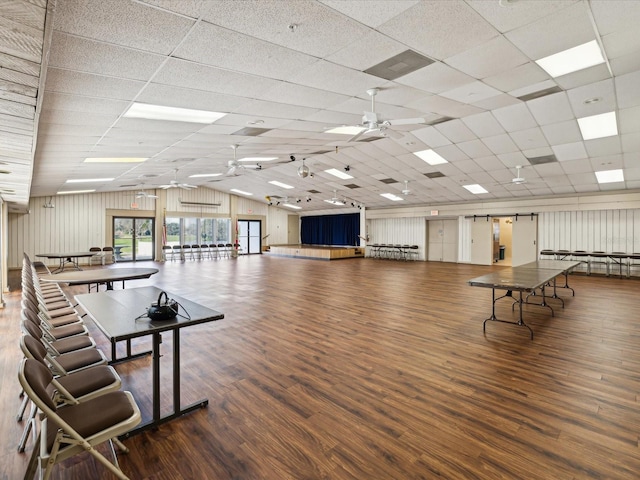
[{"x1": 539, "y1": 209, "x2": 640, "y2": 253}]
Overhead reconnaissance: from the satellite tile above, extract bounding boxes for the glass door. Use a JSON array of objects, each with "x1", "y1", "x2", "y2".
[
  {"x1": 237, "y1": 220, "x2": 261, "y2": 255},
  {"x1": 113, "y1": 217, "x2": 154, "y2": 262}
]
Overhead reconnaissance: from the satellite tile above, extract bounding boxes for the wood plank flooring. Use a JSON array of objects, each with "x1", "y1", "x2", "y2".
[{"x1": 2, "y1": 256, "x2": 640, "y2": 479}]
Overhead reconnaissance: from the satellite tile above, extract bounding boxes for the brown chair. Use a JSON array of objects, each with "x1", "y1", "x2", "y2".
[
  {"x1": 18, "y1": 359, "x2": 141, "y2": 480},
  {"x1": 102, "y1": 246, "x2": 115, "y2": 264},
  {"x1": 17, "y1": 335, "x2": 120, "y2": 453}
]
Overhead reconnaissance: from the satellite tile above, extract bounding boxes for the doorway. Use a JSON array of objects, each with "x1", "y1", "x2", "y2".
[
  {"x1": 238, "y1": 220, "x2": 261, "y2": 255},
  {"x1": 113, "y1": 217, "x2": 154, "y2": 262}
]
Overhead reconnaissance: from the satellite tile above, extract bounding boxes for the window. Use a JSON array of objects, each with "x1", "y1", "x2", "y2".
[{"x1": 164, "y1": 217, "x2": 231, "y2": 246}]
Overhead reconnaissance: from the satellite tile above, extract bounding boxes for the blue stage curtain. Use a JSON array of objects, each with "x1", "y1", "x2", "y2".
[{"x1": 301, "y1": 213, "x2": 359, "y2": 246}]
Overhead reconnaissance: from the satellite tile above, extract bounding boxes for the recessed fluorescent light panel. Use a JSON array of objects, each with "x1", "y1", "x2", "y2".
[
  {"x1": 57, "y1": 189, "x2": 96, "y2": 195},
  {"x1": 413, "y1": 149, "x2": 448, "y2": 165},
  {"x1": 325, "y1": 126, "x2": 367, "y2": 135},
  {"x1": 380, "y1": 193, "x2": 404, "y2": 201},
  {"x1": 268, "y1": 180, "x2": 294, "y2": 189},
  {"x1": 239, "y1": 157, "x2": 278, "y2": 162},
  {"x1": 66, "y1": 178, "x2": 114, "y2": 183},
  {"x1": 595, "y1": 169, "x2": 624, "y2": 184},
  {"x1": 463, "y1": 184, "x2": 488, "y2": 194},
  {"x1": 230, "y1": 189, "x2": 252, "y2": 196},
  {"x1": 189, "y1": 173, "x2": 223, "y2": 178},
  {"x1": 325, "y1": 168, "x2": 353, "y2": 180},
  {"x1": 283, "y1": 203, "x2": 302, "y2": 210},
  {"x1": 324, "y1": 199, "x2": 345, "y2": 206},
  {"x1": 577, "y1": 111, "x2": 618, "y2": 140},
  {"x1": 535, "y1": 40, "x2": 605, "y2": 77},
  {"x1": 123, "y1": 102, "x2": 227, "y2": 124}
]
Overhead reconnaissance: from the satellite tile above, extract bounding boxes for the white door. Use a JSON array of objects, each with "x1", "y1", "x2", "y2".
[
  {"x1": 512, "y1": 215, "x2": 538, "y2": 266},
  {"x1": 470, "y1": 217, "x2": 493, "y2": 265},
  {"x1": 427, "y1": 220, "x2": 443, "y2": 261},
  {"x1": 428, "y1": 219, "x2": 458, "y2": 262}
]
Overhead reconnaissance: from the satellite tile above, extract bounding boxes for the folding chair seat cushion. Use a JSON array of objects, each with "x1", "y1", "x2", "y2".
[
  {"x1": 55, "y1": 366, "x2": 120, "y2": 400},
  {"x1": 52, "y1": 347, "x2": 106, "y2": 374},
  {"x1": 42, "y1": 321, "x2": 88, "y2": 341},
  {"x1": 47, "y1": 391, "x2": 136, "y2": 451},
  {"x1": 45, "y1": 312, "x2": 83, "y2": 328},
  {"x1": 50, "y1": 335, "x2": 96, "y2": 355}
]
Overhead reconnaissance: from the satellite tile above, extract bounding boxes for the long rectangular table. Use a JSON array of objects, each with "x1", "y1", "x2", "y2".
[
  {"x1": 35, "y1": 252, "x2": 98, "y2": 273},
  {"x1": 468, "y1": 261, "x2": 580, "y2": 339},
  {"x1": 39, "y1": 267, "x2": 158, "y2": 291},
  {"x1": 75, "y1": 286, "x2": 224, "y2": 436}
]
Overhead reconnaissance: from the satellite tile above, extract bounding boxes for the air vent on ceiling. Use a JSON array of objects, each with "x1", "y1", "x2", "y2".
[
  {"x1": 344, "y1": 184, "x2": 360, "y2": 189},
  {"x1": 364, "y1": 50, "x2": 435, "y2": 81},
  {"x1": 231, "y1": 127, "x2": 271, "y2": 136},
  {"x1": 517, "y1": 86, "x2": 563, "y2": 102},
  {"x1": 119, "y1": 184, "x2": 139, "y2": 188},
  {"x1": 307, "y1": 189, "x2": 321, "y2": 194},
  {"x1": 379, "y1": 178, "x2": 398, "y2": 184},
  {"x1": 527, "y1": 154, "x2": 558, "y2": 165},
  {"x1": 424, "y1": 171, "x2": 445, "y2": 178}
]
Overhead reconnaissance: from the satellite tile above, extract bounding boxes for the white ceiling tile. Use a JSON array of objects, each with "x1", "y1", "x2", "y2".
[
  {"x1": 410, "y1": 95, "x2": 485, "y2": 118},
  {"x1": 590, "y1": 153, "x2": 624, "y2": 170},
  {"x1": 397, "y1": 62, "x2": 476, "y2": 94},
  {"x1": 497, "y1": 152, "x2": 529, "y2": 168},
  {"x1": 45, "y1": 68, "x2": 144, "y2": 100},
  {"x1": 440, "y1": 81, "x2": 502, "y2": 104},
  {"x1": 410, "y1": 126, "x2": 452, "y2": 148},
  {"x1": 462, "y1": 112, "x2": 506, "y2": 137},
  {"x1": 527, "y1": 92, "x2": 574, "y2": 125},
  {"x1": 378, "y1": 1, "x2": 499, "y2": 60},
  {"x1": 290, "y1": 60, "x2": 386, "y2": 96},
  {"x1": 615, "y1": 70, "x2": 640, "y2": 109},
  {"x1": 174, "y1": 22, "x2": 318, "y2": 81},
  {"x1": 602, "y1": 28, "x2": 640, "y2": 60},
  {"x1": 618, "y1": 106, "x2": 640, "y2": 134},
  {"x1": 483, "y1": 62, "x2": 551, "y2": 93},
  {"x1": 505, "y1": 2, "x2": 596, "y2": 59},
  {"x1": 610, "y1": 49, "x2": 640, "y2": 76},
  {"x1": 457, "y1": 139, "x2": 493, "y2": 158},
  {"x1": 433, "y1": 144, "x2": 470, "y2": 163},
  {"x1": 48, "y1": 32, "x2": 165, "y2": 81},
  {"x1": 434, "y1": 119, "x2": 477, "y2": 143},
  {"x1": 199, "y1": 0, "x2": 372, "y2": 58},
  {"x1": 40, "y1": 92, "x2": 130, "y2": 115},
  {"x1": 553, "y1": 64, "x2": 612, "y2": 91},
  {"x1": 318, "y1": 0, "x2": 419, "y2": 28},
  {"x1": 541, "y1": 120, "x2": 583, "y2": 146},
  {"x1": 54, "y1": 0, "x2": 195, "y2": 54},
  {"x1": 446, "y1": 36, "x2": 529, "y2": 79},
  {"x1": 509, "y1": 127, "x2": 549, "y2": 150},
  {"x1": 584, "y1": 137, "x2": 622, "y2": 157},
  {"x1": 324, "y1": 31, "x2": 409, "y2": 71},
  {"x1": 590, "y1": 0, "x2": 640, "y2": 35},
  {"x1": 467, "y1": 0, "x2": 579, "y2": 33},
  {"x1": 153, "y1": 59, "x2": 282, "y2": 98},
  {"x1": 138, "y1": 84, "x2": 250, "y2": 113},
  {"x1": 552, "y1": 141, "x2": 588, "y2": 161},
  {"x1": 560, "y1": 158, "x2": 597, "y2": 174},
  {"x1": 483, "y1": 133, "x2": 519, "y2": 155},
  {"x1": 492, "y1": 103, "x2": 538, "y2": 132},
  {"x1": 260, "y1": 83, "x2": 350, "y2": 110},
  {"x1": 621, "y1": 132, "x2": 640, "y2": 153},
  {"x1": 473, "y1": 93, "x2": 521, "y2": 111}
]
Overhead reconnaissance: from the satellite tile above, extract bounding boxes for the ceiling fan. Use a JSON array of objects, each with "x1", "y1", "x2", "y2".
[
  {"x1": 135, "y1": 191, "x2": 158, "y2": 199},
  {"x1": 402, "y1": 180, "x2": 412, "y2": 196},
  {"x1": 348, "y1": 88, "x2": 427, "y2": 142},
  {"x1": 509, "y1": 165, "x2": 528, "y2": 185},
  {"x1": 225, "y1": 144, "x2": 263, "y2": 176},
  {"x1": 158, "y1": 169, "x2": 197, "y2": 190}
]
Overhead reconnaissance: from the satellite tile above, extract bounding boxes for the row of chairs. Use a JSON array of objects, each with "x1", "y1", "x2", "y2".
[
  {"x1": 369, "y1": 244, "x2": 419, "y2": 261},
  {"x1": 162, "y1": 243, "x2": 235, "y2": 261},
  {"x1": 17, "y1": 254, "x2": 140, "y2": 479}
]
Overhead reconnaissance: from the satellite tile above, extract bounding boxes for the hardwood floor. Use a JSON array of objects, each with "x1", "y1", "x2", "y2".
[{"x1": 2, "y1": 255, "x2": 640, "y2": 479}]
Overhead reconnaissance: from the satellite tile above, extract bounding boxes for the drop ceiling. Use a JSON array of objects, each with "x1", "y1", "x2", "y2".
[{"x1": 2, "y1": 0, "x2": 640, "y2": 213}]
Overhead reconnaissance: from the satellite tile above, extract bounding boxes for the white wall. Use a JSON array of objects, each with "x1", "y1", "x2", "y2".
[
  {"x1": 366, "y1": 217, "x2": 426, "y2": 260},
  {"x1": 8, "y1": 187, "x2": 292, "y2": 269}
]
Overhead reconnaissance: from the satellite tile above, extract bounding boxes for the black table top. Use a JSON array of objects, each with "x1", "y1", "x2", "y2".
[
  {"x1": 468, "y1": 268, "x2": 564, "y2": 291},
  {"x1": 75, "y1": 286, "x2": 224, "y2": 342}
]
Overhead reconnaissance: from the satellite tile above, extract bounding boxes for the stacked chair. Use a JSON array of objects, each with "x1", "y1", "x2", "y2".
[{"x1": 17, "y1": 254, "x2": 141, "y2": 479}]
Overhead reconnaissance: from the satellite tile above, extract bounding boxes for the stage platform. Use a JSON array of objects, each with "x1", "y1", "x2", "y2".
[{"x1": 267, "y1": 244, "x2": 364, "y2": 260}]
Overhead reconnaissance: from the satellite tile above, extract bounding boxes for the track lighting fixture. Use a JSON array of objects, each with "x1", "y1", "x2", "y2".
[{"x1": 306, "y1": 196, "x2": 311, "y2": 202}]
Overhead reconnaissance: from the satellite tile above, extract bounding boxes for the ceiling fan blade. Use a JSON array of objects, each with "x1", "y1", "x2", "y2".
[
  {"x1": 387, "y1": 117, "x2": 426, "y2": 126},
  {"x1": 347, "y1": 127, "x2": 368, "y2": 142}
]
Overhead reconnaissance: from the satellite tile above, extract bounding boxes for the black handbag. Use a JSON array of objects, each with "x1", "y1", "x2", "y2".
[{"x1": 147, "y1": 291, "x2": 179, "y2": 321}]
